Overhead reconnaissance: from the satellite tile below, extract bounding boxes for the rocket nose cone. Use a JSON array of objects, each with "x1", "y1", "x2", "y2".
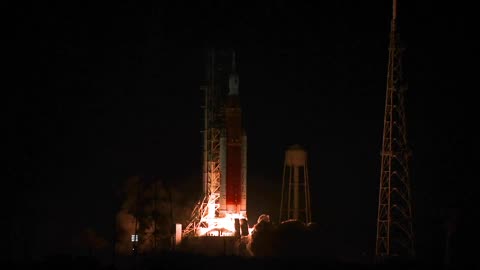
[{"x1": 229, "y1": 74, "x2": 239, "y2": 95}]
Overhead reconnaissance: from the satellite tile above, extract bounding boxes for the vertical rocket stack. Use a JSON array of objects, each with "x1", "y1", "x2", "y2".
[
  {"x1": 219, "y1": 52, "x2": 247, "y2": 218},
  {"x1": 184, "y1": 49, "x2": 249, "y2": 237}
]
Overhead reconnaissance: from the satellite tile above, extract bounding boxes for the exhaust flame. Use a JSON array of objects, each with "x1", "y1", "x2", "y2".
[{"x1": 195, "y1": 200, "x2": 252, "y2": 237}]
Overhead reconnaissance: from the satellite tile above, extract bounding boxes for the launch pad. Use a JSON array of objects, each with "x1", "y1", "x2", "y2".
[
  {"x1": 179, "y1": 234, "x2": 251, "y2": 257},
  {"x1": 188, "y1": 193, "x2": 251, "y2": 238},
  {"x1": 183, "y1": 49, "x2": 250, "y2": 239}
]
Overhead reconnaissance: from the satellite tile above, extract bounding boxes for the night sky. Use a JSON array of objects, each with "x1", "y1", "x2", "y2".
[{"x1": 6, "y1": 0, "x2": 473, "y2": 264}]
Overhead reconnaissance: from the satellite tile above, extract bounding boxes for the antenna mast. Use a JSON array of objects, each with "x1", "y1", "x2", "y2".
[{"x1": 375, "y1": 0, "x2": 415, "y2": 261}]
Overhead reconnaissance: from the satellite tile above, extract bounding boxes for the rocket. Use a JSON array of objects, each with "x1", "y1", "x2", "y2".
[{"x1": 219, "y1": 52, "x2": 247, "y2": 217}]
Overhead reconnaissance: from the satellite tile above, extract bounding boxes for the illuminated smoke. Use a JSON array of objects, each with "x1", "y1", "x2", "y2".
[
  {"x1": 247, "y1": 214, "x2": 275, "y2": 256},
  {"x1": 115, "y1": 176, "x2": 195, "y2": 255},
  {"x1": 273, "y1": 219, "x2": 309, "y2": 257},
  {"x1": 248, "y1": 215, "x2": 323, "y2": 257},
  {"x1": 115, "y1": 210, "x2": 136, "y2": 255},
  {"x1": 257, "y1": 214, "x2": 270, "y2": 223}
]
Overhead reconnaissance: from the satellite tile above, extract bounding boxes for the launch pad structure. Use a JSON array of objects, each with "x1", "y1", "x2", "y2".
[{"x1": 183, "y1": 49, "x2": 250, "y2": 239}]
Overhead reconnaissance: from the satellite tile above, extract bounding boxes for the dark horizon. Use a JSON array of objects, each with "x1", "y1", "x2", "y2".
[{"x1": 5, "y1": 0, "x2": 473, "y2": 265}]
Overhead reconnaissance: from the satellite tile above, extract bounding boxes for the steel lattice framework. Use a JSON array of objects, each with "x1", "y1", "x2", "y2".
[
  {"x1": 375, "y1": 0, "x2": 415, "y2": 261},
  {"x1": 183, "y1": 49, "x2": 224, "y2": 237}
]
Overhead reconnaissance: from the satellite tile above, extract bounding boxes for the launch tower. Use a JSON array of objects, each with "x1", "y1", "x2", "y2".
[{"x1": 184, "y1": 49, "x2": 248, "y2": 238}]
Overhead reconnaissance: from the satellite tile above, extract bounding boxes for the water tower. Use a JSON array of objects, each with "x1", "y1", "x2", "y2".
[{"x1": 279, "y1": 144, "x2": 311, "y2": 224}]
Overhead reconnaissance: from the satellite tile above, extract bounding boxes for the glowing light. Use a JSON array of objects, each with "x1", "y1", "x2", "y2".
[
  {"x1": 184, "y1": 193, "x2": 251, "y2": 238},
  {"x1": 196, "y1": 199, "x2": 249, "y2": 237},
  {"x1": 175, "y1": 224, "x2": 182, "y2": 245},
  {"x1": 131, "y1": 234, "x2": 138, "y2": 242}
]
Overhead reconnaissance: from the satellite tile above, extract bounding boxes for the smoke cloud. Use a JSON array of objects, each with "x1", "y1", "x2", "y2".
[
  {"x1": 247, "y1": 215, "x2": 324, "y2": 258},
  {"x1": 114, "y1": 176, "x2": 195, "y2": 255}
]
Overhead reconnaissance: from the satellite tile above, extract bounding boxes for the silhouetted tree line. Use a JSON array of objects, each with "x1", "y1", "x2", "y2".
[
  {"x1": 114, "y1": 176, "x2": 194, "y2": 255},
  {"x1": 246, "y1": 215, "x2": 477, "y2": 268},
  {"x1": 5, "y1": 185, "x2": 476, "y2": 269}
]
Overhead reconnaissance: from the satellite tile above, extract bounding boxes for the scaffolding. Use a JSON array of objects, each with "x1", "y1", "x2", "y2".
[{"x1": 183, "y1": 49, "x2": 226, "y2": 237}]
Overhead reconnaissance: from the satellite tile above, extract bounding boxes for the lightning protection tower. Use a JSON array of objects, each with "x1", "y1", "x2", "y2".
[
  {"x1": 375, "y1": 0, "x2": 415, "y2": 262},
  {"x1": 279, "y1": 144, "x2": 311, "y2": 224}
]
